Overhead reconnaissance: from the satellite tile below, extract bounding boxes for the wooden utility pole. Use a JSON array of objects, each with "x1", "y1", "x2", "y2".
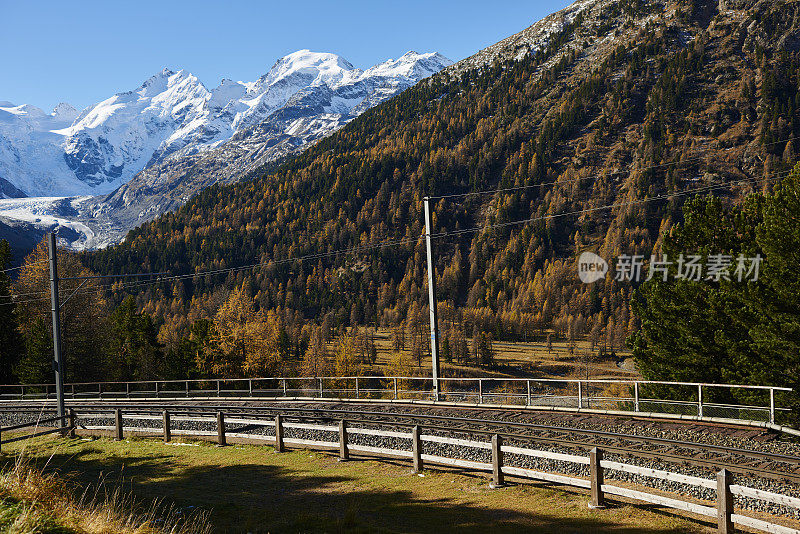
[{"x1": 423, "y1": 197, "x2": 441, "y2": 401}]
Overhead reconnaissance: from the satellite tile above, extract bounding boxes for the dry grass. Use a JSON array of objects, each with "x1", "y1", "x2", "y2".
[
  {"x1": 4, "y1": 434, "x2": 711, "y2": 533},
  {"x1": 0, "y1": 448, "x2": 210, "y2": 534},
  {"x1": 355, "y1": 328, "x2": 637, "y2": 380}
]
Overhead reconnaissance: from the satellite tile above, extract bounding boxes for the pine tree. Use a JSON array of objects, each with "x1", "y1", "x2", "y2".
[
  {"x1": 108, "y1": 296, "x2": 164, "y2": 380},
  {"x1": 0, "y1": 240, "x2": 22, "y2": 383}
]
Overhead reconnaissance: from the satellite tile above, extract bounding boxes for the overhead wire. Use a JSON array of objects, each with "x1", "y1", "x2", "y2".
[
  {"x1": 425, "y1": 134, "x2": 800, "y2": 201},
  {"x1": 431, "y1": 171, "x2": 783, "y2": 240},
  {"x1": 0, "y1": 259, "x2": 49, "y2": 274},
  {"x1": 0, "y1": 234, "x2": 427, "y2": 306},
  {"x1": 0, "y1": 161, "x2": 793, "y2": 307}
]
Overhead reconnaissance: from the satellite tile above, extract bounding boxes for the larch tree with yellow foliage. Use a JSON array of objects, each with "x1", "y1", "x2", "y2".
[
  {"x1": 201, "y1": 286, "x2": 283, "y2": 378},
  {"x1": 13, "y1": 238, "x2": 109, "y2": 384}
]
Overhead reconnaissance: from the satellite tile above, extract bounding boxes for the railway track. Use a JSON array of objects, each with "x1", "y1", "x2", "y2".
[{"x1": 3, "y1": 398, "x2": 800, "y2": 484}]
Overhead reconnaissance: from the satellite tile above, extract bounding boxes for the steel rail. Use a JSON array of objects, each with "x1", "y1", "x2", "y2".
[
  {"x1": 3, "y1": 400, "x2": 794, "y2": 460},
  {"x1": 56, "y1": 400, "x2": 800, "y2": 465},
  {"x1": 8, "y1": 399, "x2": 798, "y2": 482}
]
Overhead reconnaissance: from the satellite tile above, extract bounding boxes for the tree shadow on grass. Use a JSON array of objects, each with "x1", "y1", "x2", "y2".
[{"x1": 3, "y1": 440, "x2": 707, "y2": 534}]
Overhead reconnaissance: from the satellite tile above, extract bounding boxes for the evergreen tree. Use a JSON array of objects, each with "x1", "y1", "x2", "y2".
[
  {"x1": 441, "y1": 335, "x2": 452, "y2": 363},
  {"x1": 751, "y1": 164, "x2": 800, "y2": 414},
  {"x1": 632, "y1": 164, "x2": 800, "y2": 420},
  {"x1": 108, "y1": 296, "x2": 164, "y2": 380},
  {"x1": 0, "y1": 240, "x2": 22, "y2": 383},
  {"x1": 14, "y1": 238, "x2": 109, "y2": 383}
]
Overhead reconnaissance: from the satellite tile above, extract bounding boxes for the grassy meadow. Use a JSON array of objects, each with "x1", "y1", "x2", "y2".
[{"x1": 0, "y1": 434, "x2": 710, "y2": 533}]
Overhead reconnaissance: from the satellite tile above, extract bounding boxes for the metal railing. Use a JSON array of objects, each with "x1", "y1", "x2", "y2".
[
  {"x1": 0, "y1": 376, "x2": 794, "y2": 428},
  {"x1": 13, "y1": 406, "x2": 798, "y2": 534}
]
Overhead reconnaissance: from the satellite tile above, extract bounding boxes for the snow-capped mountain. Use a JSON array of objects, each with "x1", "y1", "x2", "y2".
[
  {"x1": 0, "y1": 49, "x2": 451, "y2": 251},
  {"x1": 0, "y1": 50, "x2": 451, "y2": 199},
  {"x1": 0, "y1": 102, "x2": 80, "y2": 197}
]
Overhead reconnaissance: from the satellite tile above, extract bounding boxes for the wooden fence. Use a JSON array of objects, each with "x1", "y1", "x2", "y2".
[{"x1": 27, "y1": 408, "x2": 796, "y2": 534}]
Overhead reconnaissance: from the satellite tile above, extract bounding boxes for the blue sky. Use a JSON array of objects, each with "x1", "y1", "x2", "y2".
[{"x1": 1, "y1": 0, "x2": 573, "y2": 112}]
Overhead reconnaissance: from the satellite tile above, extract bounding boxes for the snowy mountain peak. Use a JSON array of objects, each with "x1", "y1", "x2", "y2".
[
  {"x1": 52, "y1": 102, "x2": 78, "y2": 122},
  {"x1": 366, "y1": 51, "x2": 452, "y2": 80},
  {"x1": 2, "y1": 103, "x2": 47, "y2": 119},
  {"x1": 263, "y1": 50, "x2": 356, "y2": 89},
  {"x1": 0, "y1": 49, "x2": 451, "y2": 199}
]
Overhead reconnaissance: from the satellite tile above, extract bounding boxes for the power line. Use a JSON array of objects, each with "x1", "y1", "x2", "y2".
[
  {"x1": 0, "y1": 165, "x2": 791, "y2": 307},
  {"x1": 0, "y1": 234, "x2": 427, "y2": 306},
  {"x1": 426, "y1": 134, "x2": 800, "y2": 201},
  {"x1": 0, "y1": 260, "x2": 49, "y2": 274},
  {"x1": 431, "y1": 172, "x2": 780, "y2": 240},
  {"x1": 0, "y1": 272, "x2": 168, "y2": 301}
]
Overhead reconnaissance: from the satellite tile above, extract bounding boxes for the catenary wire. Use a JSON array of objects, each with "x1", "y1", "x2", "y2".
[
  {"x1": 0, "y1": 165, "x2": 790, "y2": 306},
  {"x1": 425, "y1": 134, "x2": 800, "y2": 200}
]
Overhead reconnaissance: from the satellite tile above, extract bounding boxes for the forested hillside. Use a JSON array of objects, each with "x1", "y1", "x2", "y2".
[{"x1": 70, "y1": 0, "x2": 800, "y2": 380}]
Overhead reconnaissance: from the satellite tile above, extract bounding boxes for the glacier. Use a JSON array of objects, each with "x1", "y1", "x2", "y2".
[
  {"x1": 0, "y1": 50, "x2": 451, "y2": 199},
  {"x1": 0, "y1": 49, "x2": 452, "y2": 251}
]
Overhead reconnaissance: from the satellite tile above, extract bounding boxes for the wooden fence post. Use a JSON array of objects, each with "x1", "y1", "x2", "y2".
[
  {"x1": 339, "y1": 420, "x2": 349, "y2": 461},
  {"x1": 114, "y1": 409, "x2": 123, "y2": 441},
  {"x1": 274, "y1": 414, "x2": 284, "y2": 453},
  {"x1": 589, "y1": 447, "x2": 605, "y2": 509},
  {"x1": 67, "y1": 408, "x2": 76, "y2": 439},
  {"x1": 491, "y1": 434, "x2": 505, "y2": 488},
  {"x1": 163, "y1": 410, "x2": 171, "y2": 443},
  {"x1": 216, "y1": 411, "x2": 226, "y2": 446},
  {"x1": 412, "y1": 425, "x2": 423, "y2": 473},
  {"x1": 717, "y1": 469, "x2": 734, "y2": 533}
]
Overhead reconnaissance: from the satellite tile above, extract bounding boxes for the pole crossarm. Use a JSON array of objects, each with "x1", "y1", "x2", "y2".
[{"x1": 59, "y1": 279, "x2": 87, "y2": 309}]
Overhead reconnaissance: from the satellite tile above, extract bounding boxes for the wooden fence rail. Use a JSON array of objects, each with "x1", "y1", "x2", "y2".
[{"x1": 8, "y1": 408, "x2": 792, "y2": 534}]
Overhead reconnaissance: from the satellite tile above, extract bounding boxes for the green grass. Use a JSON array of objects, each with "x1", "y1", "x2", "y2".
[
  {"x1": 2, "y1": 435, "x2": 711, "y2": 533},
  {"x1": 0, "y1": 495, "x2": 74, "y2": 533}
]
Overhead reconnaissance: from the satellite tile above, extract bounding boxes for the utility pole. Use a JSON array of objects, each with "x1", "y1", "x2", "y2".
[
  {"x1": 423, "y1": 197, "x2": 441, "y2": 401},
  {"x1": 48, "y1": 233, "x2": 66, "y2": 428}
]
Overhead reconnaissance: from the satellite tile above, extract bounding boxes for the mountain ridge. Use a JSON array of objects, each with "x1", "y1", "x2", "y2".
[
  {"x1": 0, "y1": 50, "x2": 452, "y2": 199},
  {"x1": 0, "y1": 49, "x2": 452, "y2": 248},
  {"x1": 81, "y1": 0, "x2": 800, "y2": 355}
]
